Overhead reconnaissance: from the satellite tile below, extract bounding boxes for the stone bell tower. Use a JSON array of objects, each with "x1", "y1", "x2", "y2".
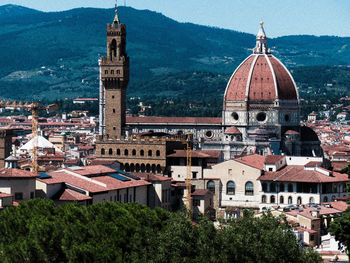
[{"x1": 99, "y1": 5, "x2": 129, "y2": 138}]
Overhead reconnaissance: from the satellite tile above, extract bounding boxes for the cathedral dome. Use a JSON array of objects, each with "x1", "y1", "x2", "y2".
[{"x1": 224, "y1": 23, "x2": 298, "y2": 103}]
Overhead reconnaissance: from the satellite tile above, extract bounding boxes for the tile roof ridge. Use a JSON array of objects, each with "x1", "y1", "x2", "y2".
[{"x1": 60, "y1": 169, "x2": 107, "y2": 188}]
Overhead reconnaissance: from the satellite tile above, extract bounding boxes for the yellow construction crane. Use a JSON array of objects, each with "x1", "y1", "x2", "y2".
[
  {"x1": 0, "y1": 101, "x2": 58, "y2": 173},
  {"x1": 185, "y1": 133, "x2": 193, "y2": 213}
]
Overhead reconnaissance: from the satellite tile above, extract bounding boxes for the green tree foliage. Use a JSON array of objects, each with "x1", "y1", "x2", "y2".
[
  {"x1": 0, "y1": 199, "x2": 321, "y2": 263},
  {"x1": 329, "y1": 207, "x2": 350, "y2": 260}
]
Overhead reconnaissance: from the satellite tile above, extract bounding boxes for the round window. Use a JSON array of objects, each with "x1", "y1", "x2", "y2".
[
  {"x1": 205, "y1": 130, "x2": 213, "y2": 138},
  {"x1": 231, "y1": 112, "x2": 239, "y2": 121},
  {"x1": 284, "y1": 114, "x2": 290, "y2": 122},
  {"x1": 256, "y1": 112, "x2": 267, "y2": 122}
]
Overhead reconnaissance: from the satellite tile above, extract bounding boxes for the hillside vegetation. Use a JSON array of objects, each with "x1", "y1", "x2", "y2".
[{"x1": 0, "y1": 5, "x2": 350, "y2": 100}]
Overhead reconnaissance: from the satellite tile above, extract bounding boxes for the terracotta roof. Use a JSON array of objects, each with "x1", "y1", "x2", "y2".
[
  {"x1": 264, "y1": 155, "x2": 284, "y2": 164},
  {"x1": 126, "y1": 116, "x2": 221, "y2": 125},
  {"x1": 234, "y1": 154, "x2": 265, "y2": 170},
  {"x1": 58, "y1": 189, "x2": 92, "y2": 201},
  {"x1": 224, "y1": 54, "x2": 298, "y2": 102},
  {"x1": 192, "y1": 189, "x2": 212, "y2": 196},
  {"x1": 40, "y1": 171, "x2": 151, "y2": 193},
  {"x1": 224, "y1": 126, "x2": 241, "y2": 135},
  {"x1": 326, "y1": 201, "x2": 349, "y2": 212},
  {"x1": 259, "y1": 166, "x2": 350, "y2": 183},
  {"x1": 167, "y1": 150, "x2": 221, "y2": 159},
  {"x1": 67, "y1": 165, "x2": 116, "y2": 176},
  {"x1": 0, "y1": 168, "x2": 38, "y2": 178},
  {"x1": 134, "y1": 173, "x2": 172, "y2": 182}
]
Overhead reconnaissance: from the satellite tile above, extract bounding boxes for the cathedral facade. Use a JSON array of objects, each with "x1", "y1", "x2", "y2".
[{"x1": 96, "y1": 9, "x2": 322, "y2": 170}]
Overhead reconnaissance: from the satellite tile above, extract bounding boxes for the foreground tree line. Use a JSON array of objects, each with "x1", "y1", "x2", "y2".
[{"x1": 0, "y1": 199, "x2": 321, "y2": 263}]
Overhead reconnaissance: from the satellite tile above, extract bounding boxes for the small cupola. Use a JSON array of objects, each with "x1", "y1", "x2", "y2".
[{"x1": 5, "y1": 155, "x2": 18, "y2": 169}]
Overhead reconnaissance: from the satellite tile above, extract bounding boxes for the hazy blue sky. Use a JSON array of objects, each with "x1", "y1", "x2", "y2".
[{"x1": 2, "y1": 0, "x2": 350, "y2": 37}]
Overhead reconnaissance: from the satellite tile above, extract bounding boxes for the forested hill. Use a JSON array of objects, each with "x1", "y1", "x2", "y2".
[{"x1": 0, "y1": 4, "x2": 350, "y2": 100}]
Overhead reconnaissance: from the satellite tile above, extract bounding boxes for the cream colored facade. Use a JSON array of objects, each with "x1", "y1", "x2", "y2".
[
  {"x1": 204, "y1": 159, "x2": 262, "y2": 210},
  {"x1": 0, "y1": 178, "x2": 36, "y2": 201}
]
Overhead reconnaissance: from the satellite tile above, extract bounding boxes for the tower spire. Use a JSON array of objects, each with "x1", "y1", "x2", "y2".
[
  {"x1": 113, "y1": 1, "x2": 120, "y2": 24},
  {"x1": 253, "y1": 21, "x2": 270, "y2": 54}
]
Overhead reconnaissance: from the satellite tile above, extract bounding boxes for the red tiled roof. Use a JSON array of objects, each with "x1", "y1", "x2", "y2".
[
  {"x1": 0, "y1": 168, "x2": 38, "y2": 178},
  {"x1": 133, "y1": 173, "x2": 171, "y2": 182},
  {"x1": 67, "y1": 165, "x2": 116, "y2": 176},
  {"x1": 40, "y1": 170, "x2": 151, "y2": 193},
  {"x1": 224, "y1": 54, "x2": 297, "y2": 102},
  {"x1": 264, "y1": 155, "x2": 284, "y2": 164},
  {"x1": 326, "y1": 201, "x2": 349, "y2": 212},
  {"x1": 126, "y1": 116, "x2": 221, "y2": 125},
  {"x1": 234, "y1": 154, "x2": 265, "y2": 170},
  {"x1": 224, "y1": 126, "x2": 241, "y2": 135},
  {"x1": 259, "y1": 166, "x2": 350, "y2": 183},
  {"x1": 225, "y1": 55, "x2": 255, "y2": 101},
  {"x1": 58, "y1": 189, "x2": 92, "y2": 201},
  {"x1": 167, "y1": 150, "x2": 221, "y2": 159}
]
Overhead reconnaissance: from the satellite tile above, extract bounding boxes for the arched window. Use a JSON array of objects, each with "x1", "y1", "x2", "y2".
[
  {"x1": 148, "y1": 150, "x2": 152, "y2": 157},
  {"x1": 309, "y1": 197, "x2": 314, "y2": 204},
  {"x1": 156, "y1": 165, "x2": 162, "y2": 174},
  {"x1": 109, "y1": 148, "x2": 113, "y2": 155},
  {"x1": 207, "y1": 180, "x2": 215, "y2": 194},
  {"x1": 110, "y1": 39, "x2": 117, "y2": 58},
  {"x1": 156, "y1": 150, "x2": 160, "y2": 156},
  {"x1": 297, "y1": 196, "x2": 302, "y2": 205},
  {"x1": 226, "y1": 181, "x2": 235, "y2": 195},
  {"x1": 262, "y1": 183, "x2": 267, "y2": 192},
  {"x1": 332, "y1": 195, "x2": 336, "y2": 201},
  {"x1": 280, "y1": 183, "x2": 285, "y2": 192},
  {"x1": 151, "y1": 164, "x2": 156, "y2": 173},
  {"x1": 323, "y1": 196, "x2": 328, "y2": 202},
  {"x1": 124, "y1": 149, "x2": 128, "y2": 156},
  {"x1": 146, "y1": 164, "x2": 151, "y2": 173},
  {"x1": 288, "y1": 183, "x2": 293, "y2": 192},
  {"x1": 117, "y1": 149, "x2": 120, "y2": 155},
  {"x1": 280, "y1": 195, "x2": 284, "y2": 204},
  {"x1": 262, "y1": 195, "x2": 267, "y2": 203},
  {"x1": 141, "y1": 163, "x2": 145, "y2": 172},
  {"x1": 245, "y1": 181, "x2": 254, "y2": 196},
  {"x1": 132, "y1": 149, "x2": 136, "y2": 156},
  {"x1": 124, "y1": 163, "x2": 130, "y2": 172},
  {"x1": 140, "y1": 150, "x2": 144, "y2": 156},
  {"x1": 270, "y1": 195, "x2": 275, "y2": 203},
  {"x1": 101, "y1": 148, "x2": 105, "y2": 155},
  {"x1": 288, "y1": 196, "x2": 293, "y2": 204},
  {"x1": 270, "y1": 182, "x2": 276, "y2": 192},
  {"x1": 135, "y1": 164, "x2": 140, "y2": 172},
  {"x1": 130, "y1": 163, "x2": 135, "y2": 172}
]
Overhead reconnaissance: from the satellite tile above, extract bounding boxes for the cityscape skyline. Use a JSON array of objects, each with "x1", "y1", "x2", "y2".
[{"x1": 1, "y1": 0, "x2": 350, "y2": 37}]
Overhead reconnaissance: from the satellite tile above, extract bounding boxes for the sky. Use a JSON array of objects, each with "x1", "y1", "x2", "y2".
[{"x1": 2, "y1": 0, "x2": 350, "y2": 37}]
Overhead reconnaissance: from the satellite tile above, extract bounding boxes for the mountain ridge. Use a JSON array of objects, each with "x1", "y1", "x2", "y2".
[{"x1": 0, "y1": 5, "x2": 349, "y2": 100}]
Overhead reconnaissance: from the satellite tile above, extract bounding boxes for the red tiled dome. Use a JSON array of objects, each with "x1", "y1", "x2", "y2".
[{"x1": 224, "y1": 54, "x2": 298, "y2": 102}]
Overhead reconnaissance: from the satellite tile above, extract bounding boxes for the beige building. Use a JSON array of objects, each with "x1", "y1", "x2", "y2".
[
  {"x1": 0, "y1": 168, "x2": 38, "y2": 202},
  {"x1": 36, "y1": 165, "x2": 150, "y2": 206}
]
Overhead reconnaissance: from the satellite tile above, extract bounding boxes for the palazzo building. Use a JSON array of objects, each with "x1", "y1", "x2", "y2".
[{"x1": 96, "y1": 8, "x2": 323, "y2": 173}]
